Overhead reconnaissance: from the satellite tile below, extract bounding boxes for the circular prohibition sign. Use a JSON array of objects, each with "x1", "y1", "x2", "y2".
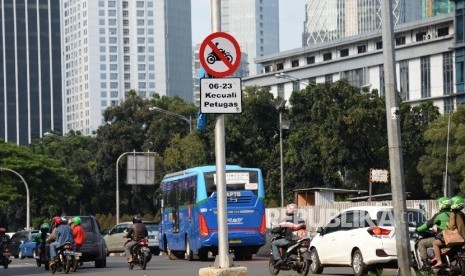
[{"x1": 199, "y1": 32, "x2": 242, "y2": 78}]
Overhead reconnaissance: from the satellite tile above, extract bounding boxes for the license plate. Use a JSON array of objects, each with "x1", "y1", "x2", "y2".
[
  {"x1": 229, "y1": 239, "x2": 242, "y2": 244},
  {"x1": 64, "y1": 250, "x2": 74, "y2": 255},
  {"x1": 74, "y1": 252, "x2": 82, "y2": 257},
  {"x1": 148, "y1": 235, "x2": 155, "y2": 239},
  {"x1": 142, "y1": 247, "x2": 150, "y2": 252},
  {"x1": 2, "y1": 253, "x2": 9, "y2": 257}
]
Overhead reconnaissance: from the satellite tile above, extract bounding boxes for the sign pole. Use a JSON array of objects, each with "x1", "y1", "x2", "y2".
[{"x1": 211, "y1": 0, "x2": 231, "y2": 269}]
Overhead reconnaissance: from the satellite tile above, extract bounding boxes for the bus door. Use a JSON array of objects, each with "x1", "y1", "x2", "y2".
[{"x1": 170, "y1": 180, "x2": 180, "y2": 233}]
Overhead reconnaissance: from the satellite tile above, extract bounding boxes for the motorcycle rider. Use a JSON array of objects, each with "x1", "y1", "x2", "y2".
[
  {"x1": 0, "y1": 228, "x2": 10, "y2": 265},
  {"x1": 124, "y1": 215, "x2": 148, "y2": 263},
  {"x1": 69, "y1": 217, "x2": 86, "y2": 250},
  {"x1": 415, "y1": 196, "x2": 451, "y2": 270},
  {"x1": 34, "y1": 223, "x2": 50, "y2": 260},
  {"x1": 271, "y1": 203, "x2": 306, "y2": 267},
  {"x1": 431, "y1": 195, "x2": 465, "y2": 267},
  {"x1": 47, "y1": 216, "x2": 74, "y2": 266}
]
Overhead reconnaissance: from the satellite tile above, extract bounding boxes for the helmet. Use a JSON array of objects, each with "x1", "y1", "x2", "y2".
[
  {"x1": 132, "y1": 215, "x2": 142, "y2": 224},
  {"x1": 72, "y1": 217, "x2": 81, "y2": 226},
  {"x1": 451, "y1": 195, "x2": 465, "y2": 211},
  {"x1": 40, "y1": 223, "x2": 50, "y2": 232},
  {"x1": 0, "y1": 228, "x2": 5, "y2": 235},
  {"x1": 52, "y1": 216, "x2": 62, "y2": 227},
  {"x1": 285, "y1": 203, "x2": 298, "y2": 216},
  {"x1": 438, "y1": 197, "x2": 452, "y2": 211}
]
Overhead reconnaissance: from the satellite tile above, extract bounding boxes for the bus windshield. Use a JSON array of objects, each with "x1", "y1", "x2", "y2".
[{"x1": 204, "y1": 170, "x2": 259, "y2": 196}]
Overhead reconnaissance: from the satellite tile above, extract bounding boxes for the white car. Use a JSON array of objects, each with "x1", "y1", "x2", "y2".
[
  {"x1": 309, "y1": 206, "x2": 425, "y2": 276},
  {"x1": 104, "y1": 221, "x2": 159, "y2": 255}
]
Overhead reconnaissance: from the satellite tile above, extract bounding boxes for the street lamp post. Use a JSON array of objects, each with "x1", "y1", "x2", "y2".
[
  {"x1": 276, "y1": 100, "x2": 287, "y2": 208},
  {"x1": 0, "y1": 167, "x2": 30, "y2": 230},
  {"x1": 149, "y1": 107, "x2": 192, "y2": 133},
  {"x1": 275, "y1": 72, "x2": 310, "y2": 86}
]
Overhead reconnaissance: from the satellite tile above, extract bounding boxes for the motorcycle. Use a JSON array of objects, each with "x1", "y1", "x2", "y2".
[
  {"x1": 412, "y1": 230, "x2": 465, "y2": 275},
  {"x1": 126, "y1": 238, "x2": 152, "y2": 270},
  {"x1": 206, "y1": 43, "x2": 233, "y2": 64},
  {"x1": 49, "y1": 242, "x2": 76, "y2": 274},
  {"x1": 35, "y1": 243, "x2": 50, "y2": 270},
  {"x1": 0, "y1": 245, "x2": 11, "y2": 269},
  {"x1": 268, "y1": 226, "x2": 312, "y2": 276}
]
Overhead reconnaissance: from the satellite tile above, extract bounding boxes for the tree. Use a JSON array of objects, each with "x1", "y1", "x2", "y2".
[
  {"x1": 418, "y1": 105, "x2": 465, "y2": 197},
  {"x1": 0, "y1": 141, "x2": 79, "y2": 230},
  {"x1": 287, "y1": 80, "x2": 388, "y2": 195}
]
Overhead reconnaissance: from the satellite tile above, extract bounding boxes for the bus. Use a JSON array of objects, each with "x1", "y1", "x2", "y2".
[{"x1": 157, "y1": 165, "x2": 267, "y2": 261}]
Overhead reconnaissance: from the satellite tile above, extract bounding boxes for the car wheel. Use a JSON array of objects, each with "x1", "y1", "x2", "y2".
[
  {"x1": 19, "y1": 251, "x2": 24, "y2": 260},
  {"x1": 310, "y1": 248, "x2": 324, "y2": 274},
  {"x1": 352, "y1": 249, "x2": 369, "y2": 276}
]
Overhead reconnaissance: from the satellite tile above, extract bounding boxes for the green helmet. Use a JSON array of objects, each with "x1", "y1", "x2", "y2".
[
  {"x1": 438, "y1": 197, "x2": 451, "y2": 211},
  {"x1": 72, "y1": 217, "x2": 81, "y2": 226},
  {"x1": 40, "y1": 223, "x2": 50, "y2": 230},
  {"x1": 451, "y1": 196, "x2": 465, "y2": 211}
]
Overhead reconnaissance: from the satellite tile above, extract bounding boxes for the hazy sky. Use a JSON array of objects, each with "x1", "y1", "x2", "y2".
[{"x1": 191, "y1": 0, "x2": 308, "y2": 51}]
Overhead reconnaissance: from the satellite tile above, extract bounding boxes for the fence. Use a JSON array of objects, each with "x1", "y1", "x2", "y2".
[{"x1": 265, "y1": 200, "x2": 438, "y2": 229}]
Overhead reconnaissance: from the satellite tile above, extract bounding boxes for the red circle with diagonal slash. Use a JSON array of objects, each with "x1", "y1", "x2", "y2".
[{"x1": 199, "y1": 32, "x2": 241, "y2": 78}]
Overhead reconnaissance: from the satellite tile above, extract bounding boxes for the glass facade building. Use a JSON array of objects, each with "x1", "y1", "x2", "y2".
[
  {"x1": 0, "y1": 0, "x2": 62, "y2": 145},
  {"x1": 303, "y1": 0, "x2": 422, "y2": 46},
  {"x1": 220, "y1": 0, "x2": 279, "y2": 76}
]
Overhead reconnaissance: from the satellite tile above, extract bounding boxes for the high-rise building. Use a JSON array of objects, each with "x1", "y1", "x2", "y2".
[
  {"x1": 303, "y1": 0, "x2": 422, "y2": 46},
  {"x1": 423, "y1": 0, "x2": 454, "y2": 19},
  {"x1": 62, "y1": 0, "x2": 192, "y2": 135},
  {"x1": 220, "y1": 0, "x2": 279, "y2": 76},
  {"x1": 0, "y1": 1, "x2": 62, "y2": 145}
]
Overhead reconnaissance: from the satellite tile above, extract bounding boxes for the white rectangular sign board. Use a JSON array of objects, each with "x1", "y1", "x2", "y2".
[{"x1": 200, "y1": 78, "x2": 242, "y2": 114}]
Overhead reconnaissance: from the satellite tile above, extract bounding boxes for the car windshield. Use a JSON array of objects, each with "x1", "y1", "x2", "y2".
[
  {"x1": 144, "y1": 223, "x2": 158, "y2": 232},
  {"x1": 376, "y1": 210, "x2": 426, "y2": 227}
]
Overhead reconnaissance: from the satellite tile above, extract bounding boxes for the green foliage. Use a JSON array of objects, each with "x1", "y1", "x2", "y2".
[{"x1": 418, "y1": 105, "x2": 465, "y2": 197}]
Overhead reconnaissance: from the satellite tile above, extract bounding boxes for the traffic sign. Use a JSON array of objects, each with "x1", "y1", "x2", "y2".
[
  {"x1": 200, "y1": 78, "x2": 242, "y2": 114},
  {"x1": 199, "y1": 32, "x2": 241, "y2": 78}
]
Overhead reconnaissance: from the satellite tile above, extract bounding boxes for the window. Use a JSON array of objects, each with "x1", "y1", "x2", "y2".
[
  {"x1": 357, "y1": 45, "x2": 367, "y2": 54},
  {"x1": 137, "y1": 19, "x2": 144, "y2": 26},
  {"x1": 342, "y1": 68, "x2": 364, "y2": 87},
  {"x1": 136, "y1": 1, "x2": 144, "y2": 7},
  {"x1": 443, "y1": 52, "x2": 453, "y2": 96},
  {"x1": 291, "y1": 59, "x2": 299, "y2": 67},
  {"x1": 395, "y1": 36, "x2": 406, "y2": 46},
  {"x1": 137, "y1": 10, "x2": 144, "y2": 17},
  {"x1": 110, "y1": 82, "x2": 118, "y2": 89},
  {"x1": 379, "y1": 65, "x2": 385, "y2": 97},
  {"x1": 123, "y1": 29, "x2": 129, "y2": 36},
  {"x1": 138, "y1": 64, "x2": 146, "y2": 70},
  {"x1": 376, "y1": 41, "x2": 383, "y2": 50},
  {"x1": 421, "y1": 56, "x2": 431, "y2": 98},
  {"x1": 277, "y1": 83, "x2": 284, "y2": 99},
  {"x1": 323, "y1": 52, "x2": 332, "y2": 61},
  {"x1": 438, "y1": 27, "x2": 449, "y2": 37},
  {"x1": 264, "y1": 65, "x2": 272, "y2": 73},
  {"x1": 276, "y1": 63, "x2": 283, "y2": 71},
  {"x1": 340, "y1": 49, "x2": 349, "y2": 57},
  {"x1": 110, "y1": 64, "x2": 117, "y2": 71},
  {"x1": 307, "y1": 56, "x2": 315, "y2": 64},
  {"x1": 325, "y1": 74, "x2": 333, "y2": 83},
  {"x1": 444, "y1": 98, "x2": 454, "y2": 113},
  {"x1": 111, "y1": 91, "x2": 118, "y2": 98},
  {"x1": 108, "y1": 10, "x2": 116, "y2": 17},
  {"x1": 399, "y1": 60, "x2": 409, "y2": 100},
  {"x1": 292, "y1": 82, "x2": 299, "y2": 92},
  {"x1": 108, "y1": 19, "x2": 116, "y2": 26},
  {"x1": 416, "y1": 31, "x2": 427, "y2": 42}
]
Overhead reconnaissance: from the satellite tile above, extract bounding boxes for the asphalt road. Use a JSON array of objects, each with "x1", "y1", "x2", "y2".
[{"x1": 0, "y1": 254, "x2": 399, "y2": 276}]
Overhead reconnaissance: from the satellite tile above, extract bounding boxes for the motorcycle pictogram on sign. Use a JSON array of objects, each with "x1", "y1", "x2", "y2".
[{"x1": 199, "y1": 32, "x2": 241, "y2": 78}]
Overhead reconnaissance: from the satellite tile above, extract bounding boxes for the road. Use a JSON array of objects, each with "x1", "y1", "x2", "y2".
[{"x1": 0, "y1": 254, "x2": 398, "y2": 276}]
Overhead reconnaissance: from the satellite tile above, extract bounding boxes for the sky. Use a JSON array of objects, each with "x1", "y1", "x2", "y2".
[{"x1": 191, "y1": 0, "x2": 308, "y2": 51}]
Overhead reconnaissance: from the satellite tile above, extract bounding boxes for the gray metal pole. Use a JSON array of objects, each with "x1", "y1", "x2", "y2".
[
  {"x1": 279, "y1": 111, "x2": 284, "y2": 208},
  {"x1": 211, "y1": 0, "x2": 231, "y2": 269},
  {"x1": 381, "y1": 1, "x2": 411, "y2": 275},
  {"x1": 444, "y1": 112, "x2": 451, "y2": 196},
  {"x1": 0, "y1": 168, "x2": 30, "y2": 230}
]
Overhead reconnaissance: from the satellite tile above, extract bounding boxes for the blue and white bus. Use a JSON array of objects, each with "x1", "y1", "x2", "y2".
[{"x1": 157, "y1": 165, "x2": 267, "y2": 261}]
